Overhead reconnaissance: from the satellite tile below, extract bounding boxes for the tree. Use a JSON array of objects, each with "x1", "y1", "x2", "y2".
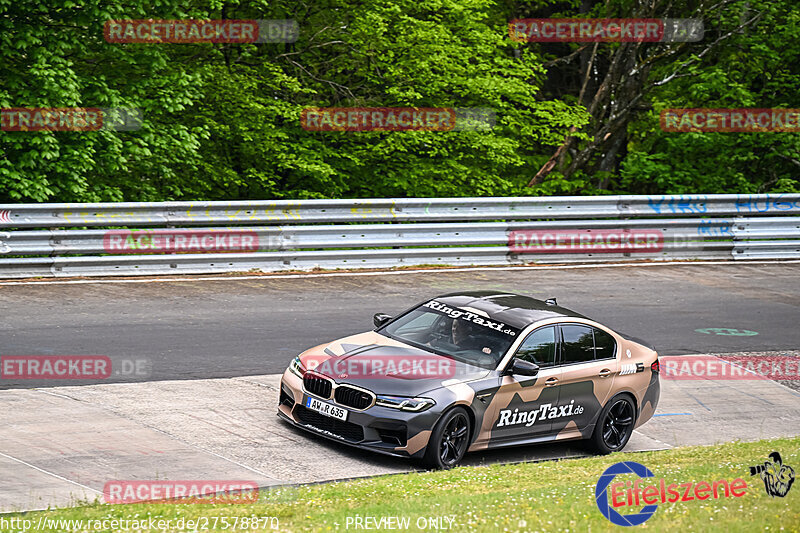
[
  {"x1": 183, "y1": 0, "x2": 591, "y2": 200},
  {"x1": 517, "y1": 0, "x2": 799, "y2": 194},
  {"x1": 0, "y1": 0, "x2": 209, "y2": 202}
]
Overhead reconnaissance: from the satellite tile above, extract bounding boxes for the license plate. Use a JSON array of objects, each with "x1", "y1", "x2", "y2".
[{"x1": 305, "y1": 396, "x2": 348, "y2": 421}]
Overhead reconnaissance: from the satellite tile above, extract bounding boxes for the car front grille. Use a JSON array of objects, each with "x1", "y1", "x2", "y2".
[
  {"x1": 303, "y1": 374, "x2": 333, "y2": 399},
  {"x1": 334, "y1": 385, "x2": 374, "y2": 410},
  {"x1": 295, "y1": 405, "x2": 365, "y2": 442}
]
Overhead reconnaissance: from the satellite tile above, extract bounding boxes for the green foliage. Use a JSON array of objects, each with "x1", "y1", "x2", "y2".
[
  {"x1": 0, "y1": 0, "x2": 210, "y2": 201},
  {"x1": 186, "y1": 0, "x2": 590, "y2": 200},
  {"x1": 620, "y1": 0, "x2": 800, "y2": 194},
  {"x1": 0, "y1": 0, "x2": 797, "y2": 201}
]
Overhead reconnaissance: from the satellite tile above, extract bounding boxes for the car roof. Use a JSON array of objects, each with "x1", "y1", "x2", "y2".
[{"x1": 431, "y1": 291, "x2": 589, "y2": 329}]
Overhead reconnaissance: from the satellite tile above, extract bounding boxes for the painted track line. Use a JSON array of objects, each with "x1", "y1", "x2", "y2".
[{"x1": 0, "y1": 451, "x2": 101, "y2": 495}]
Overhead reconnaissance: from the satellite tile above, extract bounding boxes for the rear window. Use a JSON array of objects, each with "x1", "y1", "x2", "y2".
[
  {"x1": 559, "y1": 324, "x2": 595, "y2": 364},
  {"x1": 593, "y1": 328, "x2": 617, "y2": 359}
]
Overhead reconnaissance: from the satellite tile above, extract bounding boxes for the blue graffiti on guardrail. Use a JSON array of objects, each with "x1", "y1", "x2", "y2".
[
  {"x1": 647, "y1": 194, "x2": 800, "y2": 215},
  {"x1": 697, "y1": 220, "x2": 733, "y2": 237},
  {"x1": 647, "y1": 196, "x2": 708, "y2": 214},
  {"x1": 734, "y1": 195, "x2": 800, "y2": 213}
]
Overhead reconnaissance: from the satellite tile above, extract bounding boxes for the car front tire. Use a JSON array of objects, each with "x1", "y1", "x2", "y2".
[{"x1": 422, "y1": 407, "x2": 471, "y2": 469}]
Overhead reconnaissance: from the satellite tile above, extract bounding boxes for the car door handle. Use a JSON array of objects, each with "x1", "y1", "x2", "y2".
[
  {"x1": 545, "y1": 377, "x2": 559, "y2": 387},
  {"x1": 598, "y1": 369, "x2": 612, "y2": 378}
]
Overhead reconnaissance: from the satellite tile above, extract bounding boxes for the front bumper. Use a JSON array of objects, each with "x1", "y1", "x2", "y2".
[{"x1": 277, "y1": 369, "x2": 440, "y2": 459}]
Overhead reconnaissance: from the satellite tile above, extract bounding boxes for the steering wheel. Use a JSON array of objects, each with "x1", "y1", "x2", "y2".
[{"x1": 429, "y1": 335, "x2": 459, "y2": 351}]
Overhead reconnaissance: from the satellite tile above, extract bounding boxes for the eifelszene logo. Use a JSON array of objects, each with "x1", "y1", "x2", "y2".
[
  {"x1": 749, "y1": 452, "x2": 795, "y2": 497},
  {"x1": 595, "y1": 461, "x2": 748, "y2": 526},
  {"x1": 595, "y1": 462, "x2": 658, "y2": 526}
]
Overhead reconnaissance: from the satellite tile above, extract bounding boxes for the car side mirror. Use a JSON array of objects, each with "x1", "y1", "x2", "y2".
[
  {"x1": 508, "y1": 358, "x2": 539, "y2": 376},
  {"x1": 373, "y1": 313, "x2": 392, "y2": 328}
]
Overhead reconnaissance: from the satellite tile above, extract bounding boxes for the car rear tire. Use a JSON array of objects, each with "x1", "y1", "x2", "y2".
[
  {"x1": 590, "y1": 395, "x2": 635, "y2": 454},
  {"x1": 422, "y1": 407, "x2": 471, "y2": 469}
]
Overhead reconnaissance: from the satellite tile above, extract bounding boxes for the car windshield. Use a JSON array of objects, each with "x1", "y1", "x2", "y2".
[{"x1": 379, "y1": 300, "x2": 522, "y2": 370}]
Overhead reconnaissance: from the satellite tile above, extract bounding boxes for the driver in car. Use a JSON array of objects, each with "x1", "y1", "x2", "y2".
[{"x1": 450, "y1": 319, "x2": 498, "y2": 356}]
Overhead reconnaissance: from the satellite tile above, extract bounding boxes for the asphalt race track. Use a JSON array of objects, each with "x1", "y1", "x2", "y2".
[
  {"x1": 1, "y1": 262, "x2": 799, "y2": 512},
  {"x1": 2, "y1": 360, "x2": 800, "y2": 512},
  {"x1": 0, "y1": 262, "x2": 798, "y2": 387}
]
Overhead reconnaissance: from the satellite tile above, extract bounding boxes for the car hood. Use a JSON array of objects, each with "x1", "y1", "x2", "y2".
[{"x1": 297, "y1": 331, "x2": 491, "y2": 396}]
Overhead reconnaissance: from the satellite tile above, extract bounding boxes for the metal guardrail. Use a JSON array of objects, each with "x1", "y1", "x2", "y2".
[
  {"x1": 2, "y1": 194, "x2": 799, "y2": 228},
  {"x1": 0, "y1": 194, "x2": 798, "y2": 278},
  {"x1": 0, "y1": 218, "x2": 789, "y2": 255}
]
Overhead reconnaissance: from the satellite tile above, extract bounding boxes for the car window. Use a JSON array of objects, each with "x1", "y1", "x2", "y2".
[
  {"x1": 593, "y1": 327, "x2": 617, "y2": 360},
  {"x1": 516, "y1": 326, "x2": 557, "y2": 367},
  {"x1": 391, "y1": 311, "x2": 440, "y2": 336},
  {"x1": 380, "y1": 301, "x2": 522, "y2": 370},
  {"x1": 559, "y1": 324, "x2": 595, "y2": 364}
]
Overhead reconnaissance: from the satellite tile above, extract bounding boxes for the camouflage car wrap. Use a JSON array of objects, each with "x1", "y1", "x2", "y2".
[{"x1": 277, "y1": 292, "x2": 660, "y2": 460}]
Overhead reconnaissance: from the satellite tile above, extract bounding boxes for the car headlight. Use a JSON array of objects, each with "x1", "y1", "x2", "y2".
[
  {"x1": 375, "y1": 395, "x2": 435, "y2": 412},
  {"x1": 288, "y1": 357, "x2": 306, "y2": 378}
]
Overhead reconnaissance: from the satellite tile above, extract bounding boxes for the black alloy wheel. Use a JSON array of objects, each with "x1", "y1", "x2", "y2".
[
  {"x1": 423, "y1": 407, "x2": 471, "y2": 469},
  {"x1": 591, "y1": 395, "x2": 635, "y2": 454}
]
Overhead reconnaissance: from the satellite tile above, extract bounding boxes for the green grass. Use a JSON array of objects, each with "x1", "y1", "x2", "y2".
[{"x1": 6, "y1": 437, "x2": 800, "y2": 532}]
